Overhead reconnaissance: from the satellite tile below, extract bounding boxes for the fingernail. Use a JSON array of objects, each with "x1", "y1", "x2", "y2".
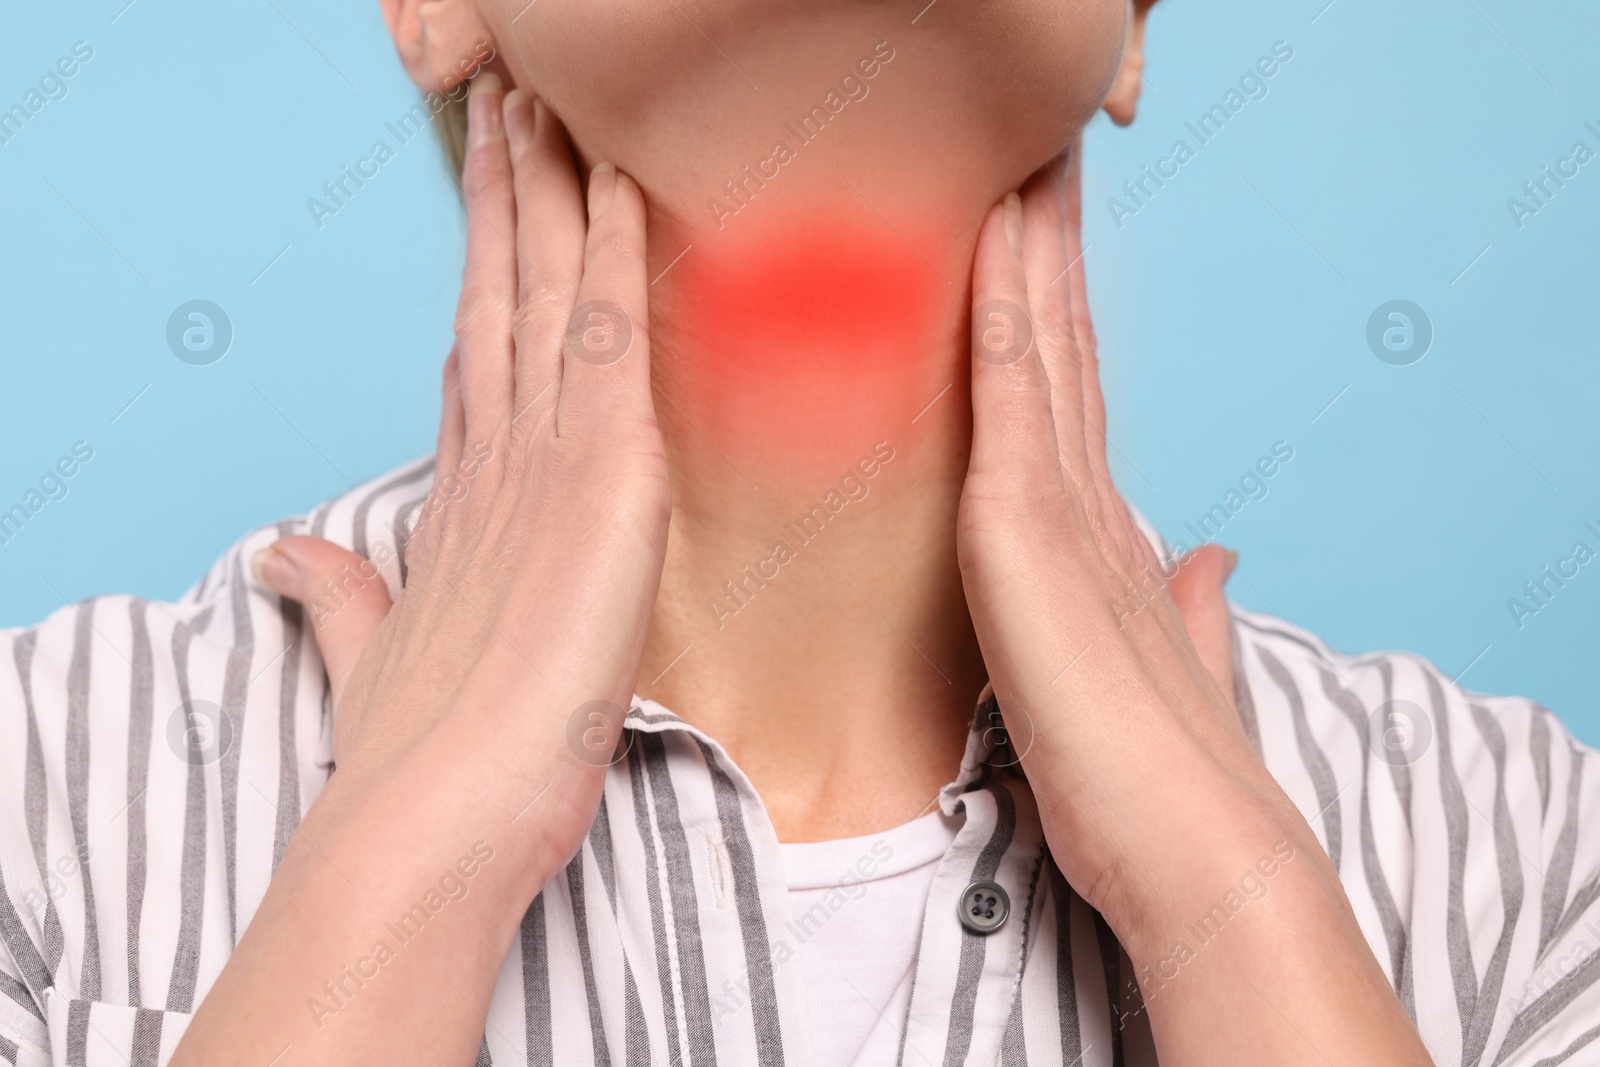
[
  {"x1": 468, "y1": 73, "x2": 503, "y2": 152},
  {"x1": 503, "y1": 88, "x2": 530, "y2": 156},
  {"x1": 1224, "y1": 549, "x2": 1239, "y2": 580},
  {"x1": 251, "y1": 546, "x2": 285, "y2": 588},
  {"x1": 588, "y1": 162, "x2": 618, "y2": 218},
  {"x1": 1003, "y1": 191, "x2": 1023, "y2": 253}
]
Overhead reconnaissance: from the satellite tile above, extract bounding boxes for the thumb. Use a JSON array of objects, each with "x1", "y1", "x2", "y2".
[
  {"x1": 1167, "y1": 543, "x2": 1237, "y2": 706},
  {"x1": 251, "y1": 536, "x2": 393, "y2": 706}
]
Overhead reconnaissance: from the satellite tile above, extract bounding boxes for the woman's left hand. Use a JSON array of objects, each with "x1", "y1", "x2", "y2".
[{"x1": 957, "y1": 147, "x2": 1433, "y2": 1065}]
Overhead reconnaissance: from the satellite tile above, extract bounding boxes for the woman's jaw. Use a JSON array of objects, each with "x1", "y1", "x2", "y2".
[
  {"x1": 477, "y1": 0, "x2": 1125, "y2": 473},
  {"x1": 392, "y1": 0, "x2": 1136, "y2": 480}
]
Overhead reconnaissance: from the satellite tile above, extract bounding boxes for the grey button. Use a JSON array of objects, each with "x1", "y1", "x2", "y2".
[{"x1": 958, "y1": 880, "x2": 1009, "y2": 935}]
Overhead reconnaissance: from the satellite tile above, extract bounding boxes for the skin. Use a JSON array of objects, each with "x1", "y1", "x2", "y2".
[{"x1": 169, "y1": 1, "x2": 1436, "y2": 1064}]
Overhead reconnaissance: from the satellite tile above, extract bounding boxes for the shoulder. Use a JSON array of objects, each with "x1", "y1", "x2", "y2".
[
  {"x1": 1229, "y1": 603, "x2": 1593, "y2": 843},
  {"x1": 0, "y1": 456, "x2": 434, "y2": 1058},
  {"x1": 1232, "y1": 605, "x2": 1600, "y2": 1065}
]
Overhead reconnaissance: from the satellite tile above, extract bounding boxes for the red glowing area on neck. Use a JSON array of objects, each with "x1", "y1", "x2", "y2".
[{"x1": 655, "y1": 214, "x2": 955, "y2": 467}]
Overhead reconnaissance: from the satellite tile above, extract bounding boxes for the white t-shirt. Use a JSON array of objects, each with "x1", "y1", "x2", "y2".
[{"x1": 781, "y1": 809, "x2": 962, "y2": 1067}]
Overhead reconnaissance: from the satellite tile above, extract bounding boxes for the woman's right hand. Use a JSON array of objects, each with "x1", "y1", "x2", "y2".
[
  {"x1": 256, "y1": 72, "x2": 668, "y2": 867},
  {"x1": 173, "y1": 74, "x2": 666, "y2": 1066}
]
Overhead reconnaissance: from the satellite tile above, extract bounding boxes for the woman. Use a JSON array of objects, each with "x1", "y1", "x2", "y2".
[{"x1": 2, "y1": 0, "x2": 1596, "y2": 1064}]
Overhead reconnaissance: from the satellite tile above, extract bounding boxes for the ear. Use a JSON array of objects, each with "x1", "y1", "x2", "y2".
[
  {"x1": 1101, "y1": 0, "x2": 1157, "y2": 127},
  {"x1": 380, "y1": 0, "x2": 498, "y2": 94}
]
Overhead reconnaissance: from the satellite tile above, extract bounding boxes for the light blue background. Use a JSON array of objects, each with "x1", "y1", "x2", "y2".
[{"x1": 2, "y1": 0, "x2": 1596, "y2": 739}]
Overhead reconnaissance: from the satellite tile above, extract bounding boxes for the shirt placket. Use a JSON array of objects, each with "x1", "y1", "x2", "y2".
[{"x1": 896, "y1": 770, "x2": 1044, "y2": 1067}]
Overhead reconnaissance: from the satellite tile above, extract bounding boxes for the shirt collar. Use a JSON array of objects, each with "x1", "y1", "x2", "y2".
[{"x1": 624, "y1": 686, "x2": 1022, "y2": 821}]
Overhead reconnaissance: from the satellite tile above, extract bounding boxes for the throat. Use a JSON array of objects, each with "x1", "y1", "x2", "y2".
[
  {"x1": 640, "y1": 205, "x2": 986, "y2": 841},
  {"x1": 651, "y1": 199, "x2": 966, "y2": 474}
]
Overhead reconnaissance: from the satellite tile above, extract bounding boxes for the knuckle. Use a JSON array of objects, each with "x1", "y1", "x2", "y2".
[
  {"x1": 453, "y1": 293, "x2": 510, "y2": 345},
  {"x1": 461, "y1": 153, "x2": 507, "y2": 201},
  {"x1": 1035, "y1": 307, "x2": 1077, "y2": 362},
  {"x1": 510, "y1": 287, "x2": 570, "y2": 343},
  {"x1": 586, "y1": 227, "x2": 636, "y2": 264}
]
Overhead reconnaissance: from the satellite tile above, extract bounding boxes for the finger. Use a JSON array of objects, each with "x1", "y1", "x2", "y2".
[
  {"x1": 412, "y1": 347, "x2": 467, "y2": 554},
  {"x1": 554, "y1": 164, "x2": 653, "y2": 434},
  {"x1": 1016, "y1": 154, "x2": 1089, "y2": 474},
  {"x1": 967, "y1": 193, "x2": 1061, "y2": 492},
  {"x1": 436, "y1": 345, "x2": 466, "y2": 479},
  {"x1": 455, "y1": 73, "x2": 517, "y2": 441},
  {"x1": 504, "y1": 91, "x2": 586, "y2": 424},
  {"x1": 1061, "y1": 140, "x2": 1095, "y2": 379},
  {"x1": 1018, "y1": 152, "x2": 1126, "y2": 568},
  {"x1": 1061, "y1": 143, "x2": 1108, "y2": 464},
  {"x1": 251, "y1": 537, "x2": 392, "y2": 707},
  {"x1": 1014, "y1": 150, "x2": 1147, "y2": 575},
  {"x1": 1167, "y1": 543, "x2": 1237, "y2": 705},
  {"x1": 1060, "y1": 147, "x2": 1130, "y2": 535}
]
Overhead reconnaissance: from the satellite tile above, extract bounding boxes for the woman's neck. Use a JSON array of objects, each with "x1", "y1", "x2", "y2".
[{"x1": 638, "y1": 198, "x2": 989, "y2": 842}]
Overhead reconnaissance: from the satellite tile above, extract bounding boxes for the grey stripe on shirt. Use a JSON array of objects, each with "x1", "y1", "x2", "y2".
[{"x1": 1, "y1": 461, "x2": 1598, "y2": 1067}]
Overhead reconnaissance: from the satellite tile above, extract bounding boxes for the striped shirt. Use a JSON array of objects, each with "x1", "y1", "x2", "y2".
[{"x1": 3, "y1": 456, "x2": 1599, "y2": 1067}]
